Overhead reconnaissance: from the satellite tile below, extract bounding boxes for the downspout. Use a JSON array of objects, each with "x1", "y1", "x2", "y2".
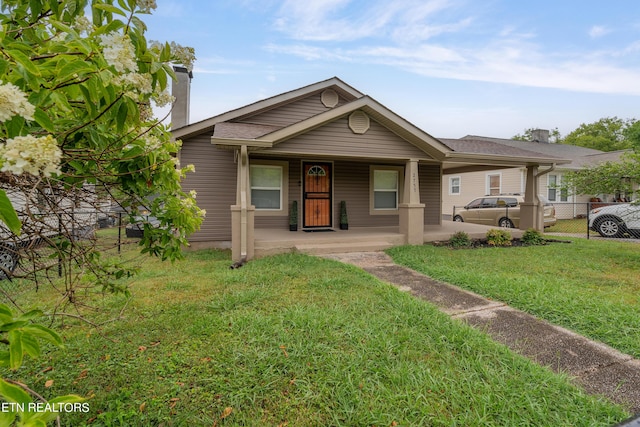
[
  {"x1": 535, "y1": 163, "x2": 556, "y2": 179},
  {"x1": 239, "y1": 145, "x2": 249, "y2": 263}
]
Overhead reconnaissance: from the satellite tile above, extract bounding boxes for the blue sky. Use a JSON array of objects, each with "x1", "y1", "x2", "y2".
[{"x1": 144, "y1": 0, "x2": 640, "y2": 139}]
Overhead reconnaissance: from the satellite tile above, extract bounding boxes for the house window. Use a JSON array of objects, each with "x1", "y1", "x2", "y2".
[
  {"x1": 449, "y1": 176, "x2": 461, "y2": 195},
  {"x1": 548, "y1": 174, "x2": 568, "y2": 202},
  {"x1": 369, "y1": 166, "x2": 404, "y2": 215},
  {"x1": 250, "y1": 164, "x2": 284, "y2": 211},
  {"x1": 374, "y1": 170, "x2": 398, "y2": 209},
  {"x1": 487, "y1": 174, "x2": 501, "y2": 195}
]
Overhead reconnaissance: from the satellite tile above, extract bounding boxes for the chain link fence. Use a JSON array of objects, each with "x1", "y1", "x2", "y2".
[
  {"x1": 546, "y1": 201, "x2": 639, "y2": 239},
  {"x1": 450, "y1": 200, "x2": 639, "y2": 240}
]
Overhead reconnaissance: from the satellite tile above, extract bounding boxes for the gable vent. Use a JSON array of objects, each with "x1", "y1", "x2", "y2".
[
  {"x1": 349, "y1": 111, "x2": 370, "y2": 134},
  {"x1": 321, "y1": 89, "x2": 339, "y2": 108}
]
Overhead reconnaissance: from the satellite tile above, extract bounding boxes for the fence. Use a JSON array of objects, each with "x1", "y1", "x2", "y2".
[
  {"x1": 0, "y1": 208, "x2": 131, "y2": 300},
  {"x1": 451, "y1": 201, "x2": 638, "y2": 239}
]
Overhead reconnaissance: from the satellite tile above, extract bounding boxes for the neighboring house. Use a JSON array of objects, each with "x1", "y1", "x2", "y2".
[
  {"x1": 171, "y1": 75, "x2": 568, "y2": 261},
  {"x1": 440, "y1": 132, "x2": 633, "y2": 220}
]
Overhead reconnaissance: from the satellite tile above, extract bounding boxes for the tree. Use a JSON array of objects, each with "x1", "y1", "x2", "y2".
[
  {"x1": 562, "y1": 152, "x2": 640, "y2": 199},
  {"x1": 0, "y1": 0, "x2": 203, "y2": 289},
  {"x1": 0, "y1": 0, "x2": 203, "y2": 421},
  {"x1": 561, "y1": 117, "x2": 634, "y2": 152}
]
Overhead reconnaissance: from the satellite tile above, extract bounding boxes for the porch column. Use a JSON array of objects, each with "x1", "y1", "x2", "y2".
[
  {"x1": 231, "y1": 145, "x2": 255, "y2": 262},
  {"x1": 399, "y1": 159, "x2": 425, "y2": 245},
  {"x1": 519, "y1": 165, "x2": 541, "y2": 231}
]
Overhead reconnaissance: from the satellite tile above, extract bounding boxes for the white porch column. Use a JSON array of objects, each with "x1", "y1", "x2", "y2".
[
  {"x1": 519, "y1": 165, "x2": 541, "y2": 231},
  {"x1": 399, "y1": 159, "x2": 425, "y2": 245},
  {"x1": 231, "y1": 145, "x2": 255, "y2": 262}
]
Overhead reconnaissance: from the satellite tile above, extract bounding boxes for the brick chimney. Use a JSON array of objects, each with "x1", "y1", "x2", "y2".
[
  {"x1": 171, "y1": 66, "x2": 192, "y2": 129},
  {"x1": 531, "y1": 129, "x2": 550, "y2": 143}
]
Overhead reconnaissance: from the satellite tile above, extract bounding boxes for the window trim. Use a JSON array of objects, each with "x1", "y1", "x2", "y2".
[
  {"x1": 449, "y1": 176, "x2": 461, "y2": 195},
  {"x1": 250, "y1": 160, "x2": 289, "y2": 216},
  {"x1": 486, "y1": 173, "x2": 502, "y2": 196},
  {"x1": 547, "y1": 173, "x2": 569, "y2": 202},
  {"x1": 369, "y1": 165, "x2": 404, "y2": 215}
]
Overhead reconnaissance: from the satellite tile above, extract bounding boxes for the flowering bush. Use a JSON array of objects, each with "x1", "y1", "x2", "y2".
[
  {"x1": 0, "y1": 0, "x2": 202, "y2": 268},
  {"x1": 0, "y1": 1, "x2": 203, "y2": 422}
]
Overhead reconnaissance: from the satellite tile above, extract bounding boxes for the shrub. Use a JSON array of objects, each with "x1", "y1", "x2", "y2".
[
  {"x1": 449, "y1": 231, "x2": 471, "y2": 248},
  {"x1": 522, "y1": 228, "x2": 545, "y2": 245},
  {"x1": 486, "y1": 229, "x2": 512, "y2": 246}
]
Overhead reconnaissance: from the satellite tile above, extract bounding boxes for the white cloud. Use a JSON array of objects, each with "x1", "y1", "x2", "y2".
[
  {"x1": 262, "y1": 0, "x2": 640, "y2": 96},
  {"x1": 588, "y1": 25, "x2": 610, "y2": 38}
]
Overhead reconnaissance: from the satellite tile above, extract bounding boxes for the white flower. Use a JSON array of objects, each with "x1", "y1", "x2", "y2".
[
  {"x1": 170, "y1": 42, "x2": 196, "y2": 72},
  {"x1": 73, "y1": 16, "x2": 93, "y2": 34},
  {"x1": 152, "y1": 90, "x2": 175, "y2": 108},
  {"x1": 0, "y1": 81, "x2": 35, "y2": 122},
  {"x1": 136, "y1": 0, "x2": 157, "y2": 13},
  {"x1": 0, "y1": 135, "x2": 62, "y2": 177},
  {"x1": 99, "y1": 32, "x2": 138, "y2": 73},
  {"x1": 114, "y1": 72, "x2": 153, "y2": 94}
]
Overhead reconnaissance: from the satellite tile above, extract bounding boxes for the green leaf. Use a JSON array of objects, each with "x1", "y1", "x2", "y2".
[
  {"x1": 0, "y1": 378, "x2": 31, "y2": 405},
  {"x1": 17, "y1": 309, "x2": 43, "y2": 322},
  {"x1": 0, "y1": 351, "x2": 10, "y2": 367},
  {"x1": 0, "y1": 191, "x2": 21, "y2": 235},
  {"x1": 20, "y1": 334, "x2": 41, "y2": 358},
  {"x1": 116, "y1": 100, "x2": 128, "y2": 133},
  {"x1": 9, "y1": 50, "x2": 41, "y2": 77},
  {"x1": 0, "y1": 321, "x2": 28, "y2": 332},
  {"x1": 8, "y1": 330, "x2": 24, "y2": 370},
  {"x1": 0, "y1": 303, "x2": 13, "y2": 319},
  {"x1": 21, "y1": 325, "x2": 63, "y2": 347},
  {"x1": 29, "y1": 0, "x2": 43, "y2": 20},
  {"x1": 93, "y1": 3, "x2": 127, "y2": 16},
  {"x1": 33, "y1": 108, "x2": 55, "y2": 133},
  {"x1": 0, "y1": 409, "x2": 17, "y2": 426},
  {"x1": 0, "y1": 58, "x2": 9, "y2": 76}
]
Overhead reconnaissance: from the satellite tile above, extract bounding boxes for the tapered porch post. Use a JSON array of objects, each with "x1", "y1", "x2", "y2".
[
  {"x1": 231, "y1": 145, "x2": 255, "y2": 262},
  {"x1": 519, "y1": 165, "x2": 541, "y2": 230},
  {"x1": 399, "y1": 159, "x2": 425, "y2": 244}
]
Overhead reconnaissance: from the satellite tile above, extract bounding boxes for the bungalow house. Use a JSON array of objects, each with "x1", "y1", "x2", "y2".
[
  {"x1": 171, "y1": 74, "x2": 569, "y2": 262},
  {"x1": 440, "y1": 132, "x2": 634, "y2": 220}
]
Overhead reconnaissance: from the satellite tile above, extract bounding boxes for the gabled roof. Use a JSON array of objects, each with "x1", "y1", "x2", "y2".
[
  {"x1": 458, "y1": 135, "x2": 602, "y2": 159},
  {"x1": 172, "y1": 77, "x2": 363, "y2": 140},
  {"x1": 174, "y1": 77, "x2": 571, "y2": 169},
  {"x1": 211, "y1": 95, "x2": 452, "y2": 160}
]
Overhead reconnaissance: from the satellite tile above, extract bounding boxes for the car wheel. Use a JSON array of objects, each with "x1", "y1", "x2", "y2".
[
  {"x1": 595, "y1": 216, "x2": 625, "y2": 238},
  {"x1": 0, "y1": 246, "x2": 19, "y2": 280},
  {"x1": 499, "y1": 217, "x2": 514, "y2": 228},
  {"x1": 453, "y1": 215, "x2": 464, "y2": 222}
]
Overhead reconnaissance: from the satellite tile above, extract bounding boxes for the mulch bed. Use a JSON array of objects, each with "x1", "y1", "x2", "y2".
[{"x1": 433, "y1": 238, "x2": 573, "y2": 249}]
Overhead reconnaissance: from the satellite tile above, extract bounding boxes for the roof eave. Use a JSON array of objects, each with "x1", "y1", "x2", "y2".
[{"x1": 444, "y1": 151, "x2": 572, "y2": 167}]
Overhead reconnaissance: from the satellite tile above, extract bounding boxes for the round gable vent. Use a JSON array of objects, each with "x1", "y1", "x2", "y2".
[
  {"x1": 321, "y1": 89, "x2": 339, "y2": 108},
  {"x1": 349, "y1": 110, "x2": 370, "y2": 134}
]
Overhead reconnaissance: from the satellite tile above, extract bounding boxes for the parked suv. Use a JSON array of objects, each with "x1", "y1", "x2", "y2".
[
  {"x1": 453, "y1": 194, "x2": 556, "y2": 228},
  {"x1": 589, "y1": 203, "x2": 640, "y2": 238}
]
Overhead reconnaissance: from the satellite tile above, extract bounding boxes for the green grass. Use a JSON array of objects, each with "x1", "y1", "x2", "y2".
[
  {"x1": 546, "y1": 218, "x2": 589, "y2": 233},
  {"x1": 388, "y1": 237, "x2": 640, "y2": 358},
  {"x1": 3, "y1": 247, "x2": 630, "y2": 426}
]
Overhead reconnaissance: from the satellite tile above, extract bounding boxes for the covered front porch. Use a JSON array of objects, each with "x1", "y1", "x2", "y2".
[{"x1": 254, "y1": 220, "x2": 525, "y2": 257}]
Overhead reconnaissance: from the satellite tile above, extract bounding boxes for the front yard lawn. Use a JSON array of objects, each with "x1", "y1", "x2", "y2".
[
  {"x1": 388, "y1": 237, "x2": 640, "y2": 359},
  {"x1": 4, "y1": 248, "x2": 630, "y2": 426}
]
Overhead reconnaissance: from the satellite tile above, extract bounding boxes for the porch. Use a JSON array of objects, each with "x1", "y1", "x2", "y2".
[{"x1": 254, "y1": 220, "x2": 525, "y2": 257}]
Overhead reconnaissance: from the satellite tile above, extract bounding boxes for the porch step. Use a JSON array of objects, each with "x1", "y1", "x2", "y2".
[{"x1": 293, "y1": 241, "x2": 394, "y2": 255}]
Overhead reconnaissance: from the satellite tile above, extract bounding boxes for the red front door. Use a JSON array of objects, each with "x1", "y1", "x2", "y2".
[{"x1": 303, "y1": 163, "x2": 332, "y2": 228}]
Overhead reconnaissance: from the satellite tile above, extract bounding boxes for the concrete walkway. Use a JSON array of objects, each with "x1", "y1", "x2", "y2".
[{"x1": 324, "y1": 251, "x2": 640, "y2": 415}]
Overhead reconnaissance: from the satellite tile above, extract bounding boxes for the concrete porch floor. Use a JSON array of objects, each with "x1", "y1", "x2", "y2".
[{"x1": 254, "y1": 221, "x2": 525, "y2": 257}]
